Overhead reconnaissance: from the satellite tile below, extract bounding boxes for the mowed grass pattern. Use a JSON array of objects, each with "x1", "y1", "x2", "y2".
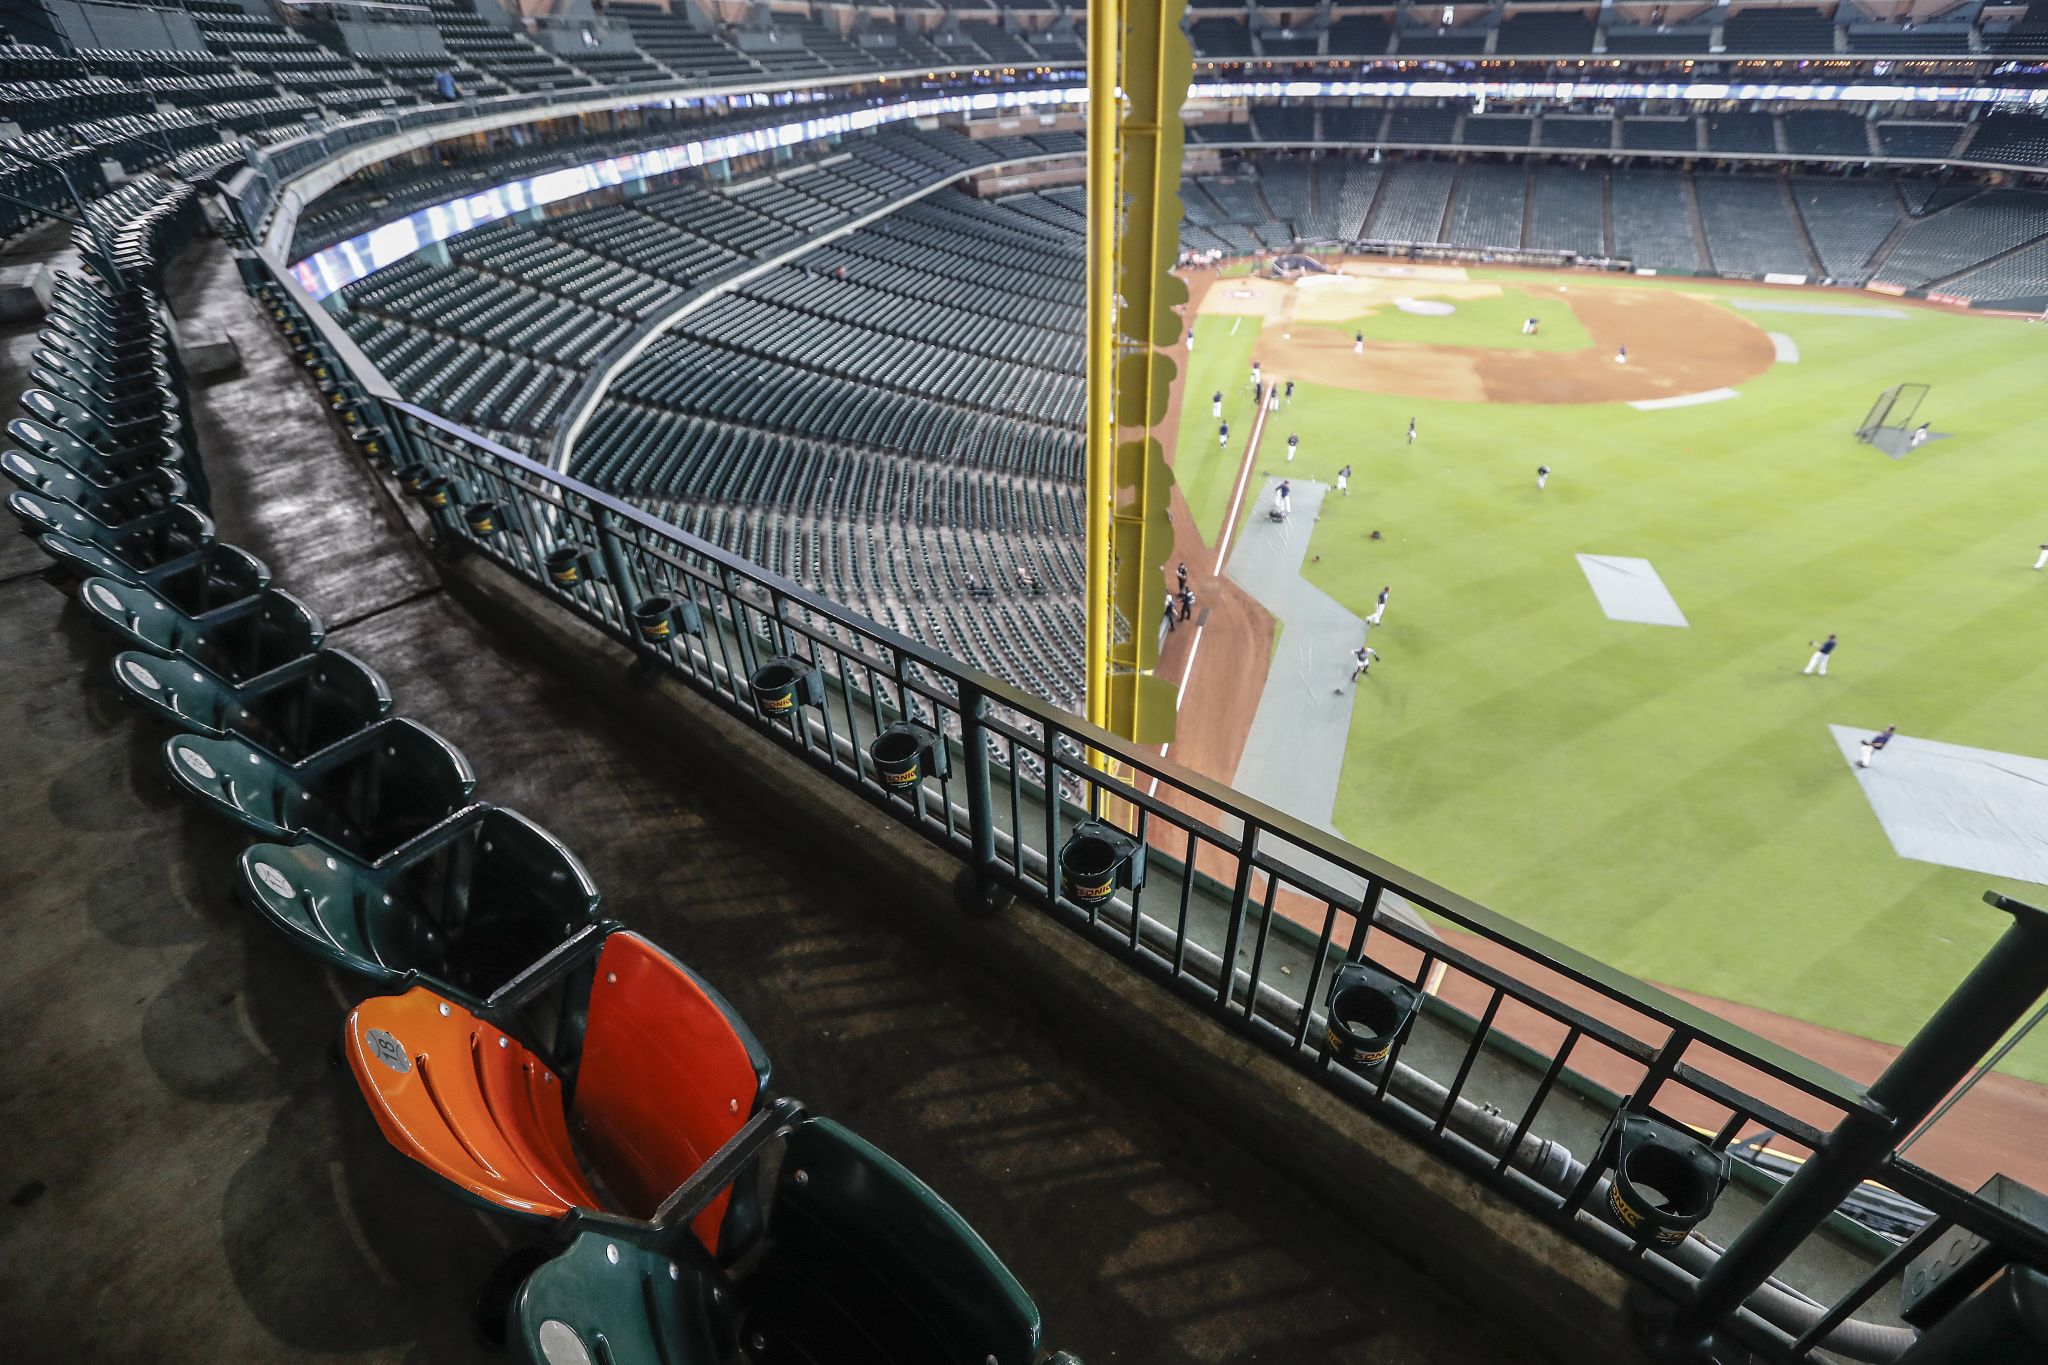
[{"x1": 1173, "y1": 273, "x2": 2048, "y2": 1078}]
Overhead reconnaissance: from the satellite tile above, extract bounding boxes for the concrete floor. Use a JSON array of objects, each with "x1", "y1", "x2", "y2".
[{"x1": 0, "y1": 235, "x2": 1561, "y2": 1363}]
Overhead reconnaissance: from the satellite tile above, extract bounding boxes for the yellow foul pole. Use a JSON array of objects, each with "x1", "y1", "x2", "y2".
[
  {"x1": 1082, "y1": 0, "x2": 1118, "y2": 738},
  {"x1": 1086, "y1": 0, "x2": 1192, "y2": 756}
]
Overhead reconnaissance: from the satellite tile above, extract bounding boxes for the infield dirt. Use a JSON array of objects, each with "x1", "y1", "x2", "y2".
[{"x1": 1199, "y1": 263, "x2": 1779, "y2": 404}]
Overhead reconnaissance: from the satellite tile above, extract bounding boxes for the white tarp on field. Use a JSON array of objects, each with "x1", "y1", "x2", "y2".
[
  {"x1": 1829, "y1": 726, "x2": 2048, "y2": 885},
  {"x1": 1577, "y1": 555, "x2": 1689, "y2": 627}
]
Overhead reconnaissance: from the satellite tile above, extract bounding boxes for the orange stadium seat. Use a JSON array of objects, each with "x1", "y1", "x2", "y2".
[{"x1": 344, "y1": 928, "x2": 771, "y2": 1253}]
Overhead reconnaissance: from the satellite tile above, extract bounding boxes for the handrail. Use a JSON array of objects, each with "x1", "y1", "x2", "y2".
[{"x1": 393, "y1": 393, "x2": 1880, "y2": 1112}]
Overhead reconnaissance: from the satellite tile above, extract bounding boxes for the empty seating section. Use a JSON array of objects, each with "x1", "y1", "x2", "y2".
[
  {"x1": 614, "y1": 3, "x2": 761, "y2": 81},
  {"x1": 1789, "y1": 179, "x2": 1901, "y2": 280},
  {"x1": 1937, "y1": 238, "x2": 2048, "y2": 304},
  {"x1": 1190, "y1": 20, "x2": 1253, "y2": 59},
  {"x1": 1694, "y1": 176, "x2": 1810, "y2": 276},
  {"x1": 1706, "y1": 112, "x2": 1780, "y2": 155},
  {"x1": 1494, "y1": 14, "x2": 1595, "y2": 54},
  {"x1": 1878, "y1": 123, "x2": 1966, "y2": 159},
  {"x1": 1720, "y1": 5, "x2": 1837, "y2": 54},
  {"x1": 1525, "y1": 165, "x2": 1607, "y2": 255},
  {"x1": 1875, "y1": 189, "x2": 2048, "y2": 287},
  {"x1": 1327, "y1": 16, "x2": 1392, "y2": 55},
  {"x1": 1610, "y1": 171, "x2": 1700, "y2": 270},
  {"x1": 1258, "y1": 161, "x2": 1315, "y2": 233},
  {"x1": 1601, "y1": 24, "x2": 1711, "y2": 55},
  {"x1": 567, "y1": 188, "x2": 1087, "y2": 712},
  {"x1": 1623, "y1": 118, "x2": 1699, "y2": 153},
  {"x1": 1464, "y1": 115, "x2": 1534, "y2": 149},
  {"x1": 1965, "y1": 115, "x2": 2048, "y2": 169},
  {"x1": 1540, "y1": 116, "x2": 1614, "y2": 150},
  {"x1": 1443, "y1": 164, "x2": 1526, "y2": 250},
  {"x1": 1365, "y1": 162, "x2": 1454, "y2": 242},
  {"x1": 1784, "y1": 112, "x2": 1872, "y2": 159},
  {"x1": 1320, "y1": 163, "x2": 1383, "y2": 239},
  {"x1": 1385, "y1": 107, "x2": 1460, "y2": 146},
  {"x1": 1321, "y1": 108, "x2": 1385, "y2": 143},
  {"x1": 1399, "y1": 26, "x2": 1488, "y2": 56},
  {"x1": 1253, "y1": 105, "x2": 1316, "y2": 143}
]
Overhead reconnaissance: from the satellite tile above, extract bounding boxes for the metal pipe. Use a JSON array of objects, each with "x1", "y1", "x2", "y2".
[
  {"x1": 1679, "y1": 893, "x2": 2048, "y2": 1346},
  {"x1": 1080, "y1": 0, "x2": 1115, "y2": 737}
]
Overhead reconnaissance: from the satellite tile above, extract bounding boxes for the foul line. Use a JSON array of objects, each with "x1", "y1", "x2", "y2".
[
  {"x1": 1212, "y1": 387, "x2": 1273, "y2": 575},
  {"x1": 1151, "y1": 394, "x2": 1271, "y2": 795}
]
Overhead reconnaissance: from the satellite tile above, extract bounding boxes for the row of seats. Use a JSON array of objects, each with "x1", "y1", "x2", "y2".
[
  {"x1": 1198, "y1": 104, "x2": 1998, "y2": 162},
  {"x1": 2, "y1": 170, "x2": 1069, "y2": 1365},
  {"x1": 1185, "y1": 11, "x2": 1978, "y2": 58},
  {"x1": 1174, "y1": 155, "x2": 1994, "y2": 284}
]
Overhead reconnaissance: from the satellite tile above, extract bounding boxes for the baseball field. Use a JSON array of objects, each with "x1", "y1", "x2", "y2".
[{"x1": 1165, "y1": 260, "x2": 2048, "y2": 1083}]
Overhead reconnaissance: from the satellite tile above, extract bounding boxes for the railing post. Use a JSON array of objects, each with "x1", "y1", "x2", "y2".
[
  {"x1": 1657, "y1": 894, "x2": 2048, "y2": 1357},
  {"x1": 960, "y1": 679, "x2": 996, "y2": 879}
]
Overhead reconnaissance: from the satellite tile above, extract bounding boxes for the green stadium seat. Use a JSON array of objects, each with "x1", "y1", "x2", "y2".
[
  {"x1": 7, "y1": 414, "x2": 162, "y2": 485},
  {"x1": 505, "y1": 1116, "x2": 1044, "y2": 1365},
  {"x1": 509, "y1": 1230, "x2": 725, "y2": 1365},
  {"x1": 341, "y1": 927, "x2": 770, "y2": 1250},
  {"x1": 113, "y1": 646, "x2": 390, "y2": 761},
  {"x1": 79, "y1": 578, "x2": 321, "y2": 682},
  {"x1": 4, "y1": 461, "x2": 185, "y2": 533},
  {"x1": 237, "y1": 804, "x2": 601, "y2": 996},
  {"x1": 164, "y1": 716, "x2": 475, "y2": 855},
  {"x1": 33, "y1": 500, "x2": 215, "y2": 580}
]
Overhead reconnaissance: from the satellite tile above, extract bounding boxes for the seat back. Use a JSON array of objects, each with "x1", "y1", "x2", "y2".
[
  {"x1": 6, "y1": 415, "x2": 156, "y2": 482},
  {"x1": 392, "y1": 807, "x2": 602, "y2": 998},
  {"x1": 746, "y1": 1119, "x2": 1040, "y2": 1365},
  {"x1": 144, "y1": 543, "x2": 268, "y2": 615},
  {"x1": 573, "y1": 932, "x2": 770, "y2": 1248},
  {"x1": 239, "y1": 648, "x2": 391, "y2": 759},
  {"x1": 187, "y1": 588, "x2": 323, "y2": 682},
  {"x1": 41, "y1": 502, "x2": 212, "y2": 578},
  {"x1": 308, "y1": 718, "x2": 476, "y2": 855}
]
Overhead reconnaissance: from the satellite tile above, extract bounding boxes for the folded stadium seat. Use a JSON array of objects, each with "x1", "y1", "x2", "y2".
[
  {"x1": 238, "y1": 803, "x2": 600, "y2": 995},
  {"x1": 342, "y1": 927, "x2": 770, "y2": 1250},
  {"x1": 79, "y1": 579, "x2": 321, "y2": 683},
  {"x1": 165, "y1": 715, "x2": 474, "y2": 855},
  {"x1": 507, "y1": 1115, "x2": 1045, "y2": 1365},
  {"x1": 32, "y1": 499, "x2": 213, "y2": 580},
  {"x1": 4, "y1": 453, "x2": 186, "y2": 529},
  {"x1": 18, "y1": 387, "x2": 176, "y2": 461},
  {"x1": 114, "y1": 645, "x2": 389, "y2": 761}
]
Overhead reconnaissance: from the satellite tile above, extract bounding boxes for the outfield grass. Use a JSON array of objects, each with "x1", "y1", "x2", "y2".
[
  {"x1": 1316, "y1": 284, "x2": 1595, "y2": 353},
  {"x1": 1192, "y1": 274, "x2": 2048, "y2": 1079}
]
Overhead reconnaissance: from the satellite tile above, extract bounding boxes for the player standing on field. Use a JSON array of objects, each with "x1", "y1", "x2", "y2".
[
  {"x1": 1368, "y1": 585, "x2": 1390, "y2": 626},
  {"x1": 1350, "y1": 645, "x2": 1380, "y2": 681},
  {"x1": 1219, "y1": 420, "x2": 1229, "y2": 449},
  {"x1": 1211, "y1": 389, "x2": 1222, "y2": 418},
  {"x1": 1406, "y1": 418, "x2": 1417, "y2": 445},
  {"x1": 1537, "y1": 465, "x2": 1550, "y2": 490},
  {"x1": 1336, "y1": 463, "x2": 1351, "y2": 495},
  {"x1": 2034, "y1": 542, "x2": 2048, "y2": 570},
  {"x1": 1286, "y1": 433, "x2": 1299, "y2": 462},
  {"x1": 1801, "y1": 633, "x2": 1838, "y2": 676},
  {"x1": 1284, "y1": 379, "x2": 1295, "y2": 405},
  {"x1": 1858, "y1": 726, "x2": 1896, "y2": 769},
  {"x1": 1354, "y1": 331, "x2": 1364, "y2": 355}
]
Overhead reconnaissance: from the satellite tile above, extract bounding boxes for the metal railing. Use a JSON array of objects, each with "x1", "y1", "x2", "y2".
[
  {"x1": 228, "y1": 87, "x2": 2048, "y2": 1346},
  {"x1": 231, "y1": 330, "x2": 2048, "y2": 1360}
]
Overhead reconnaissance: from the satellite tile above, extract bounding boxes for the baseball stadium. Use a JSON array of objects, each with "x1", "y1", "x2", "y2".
[{"x1": 4, "y1": 2, "x2": 2048, "y2": 1364}]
